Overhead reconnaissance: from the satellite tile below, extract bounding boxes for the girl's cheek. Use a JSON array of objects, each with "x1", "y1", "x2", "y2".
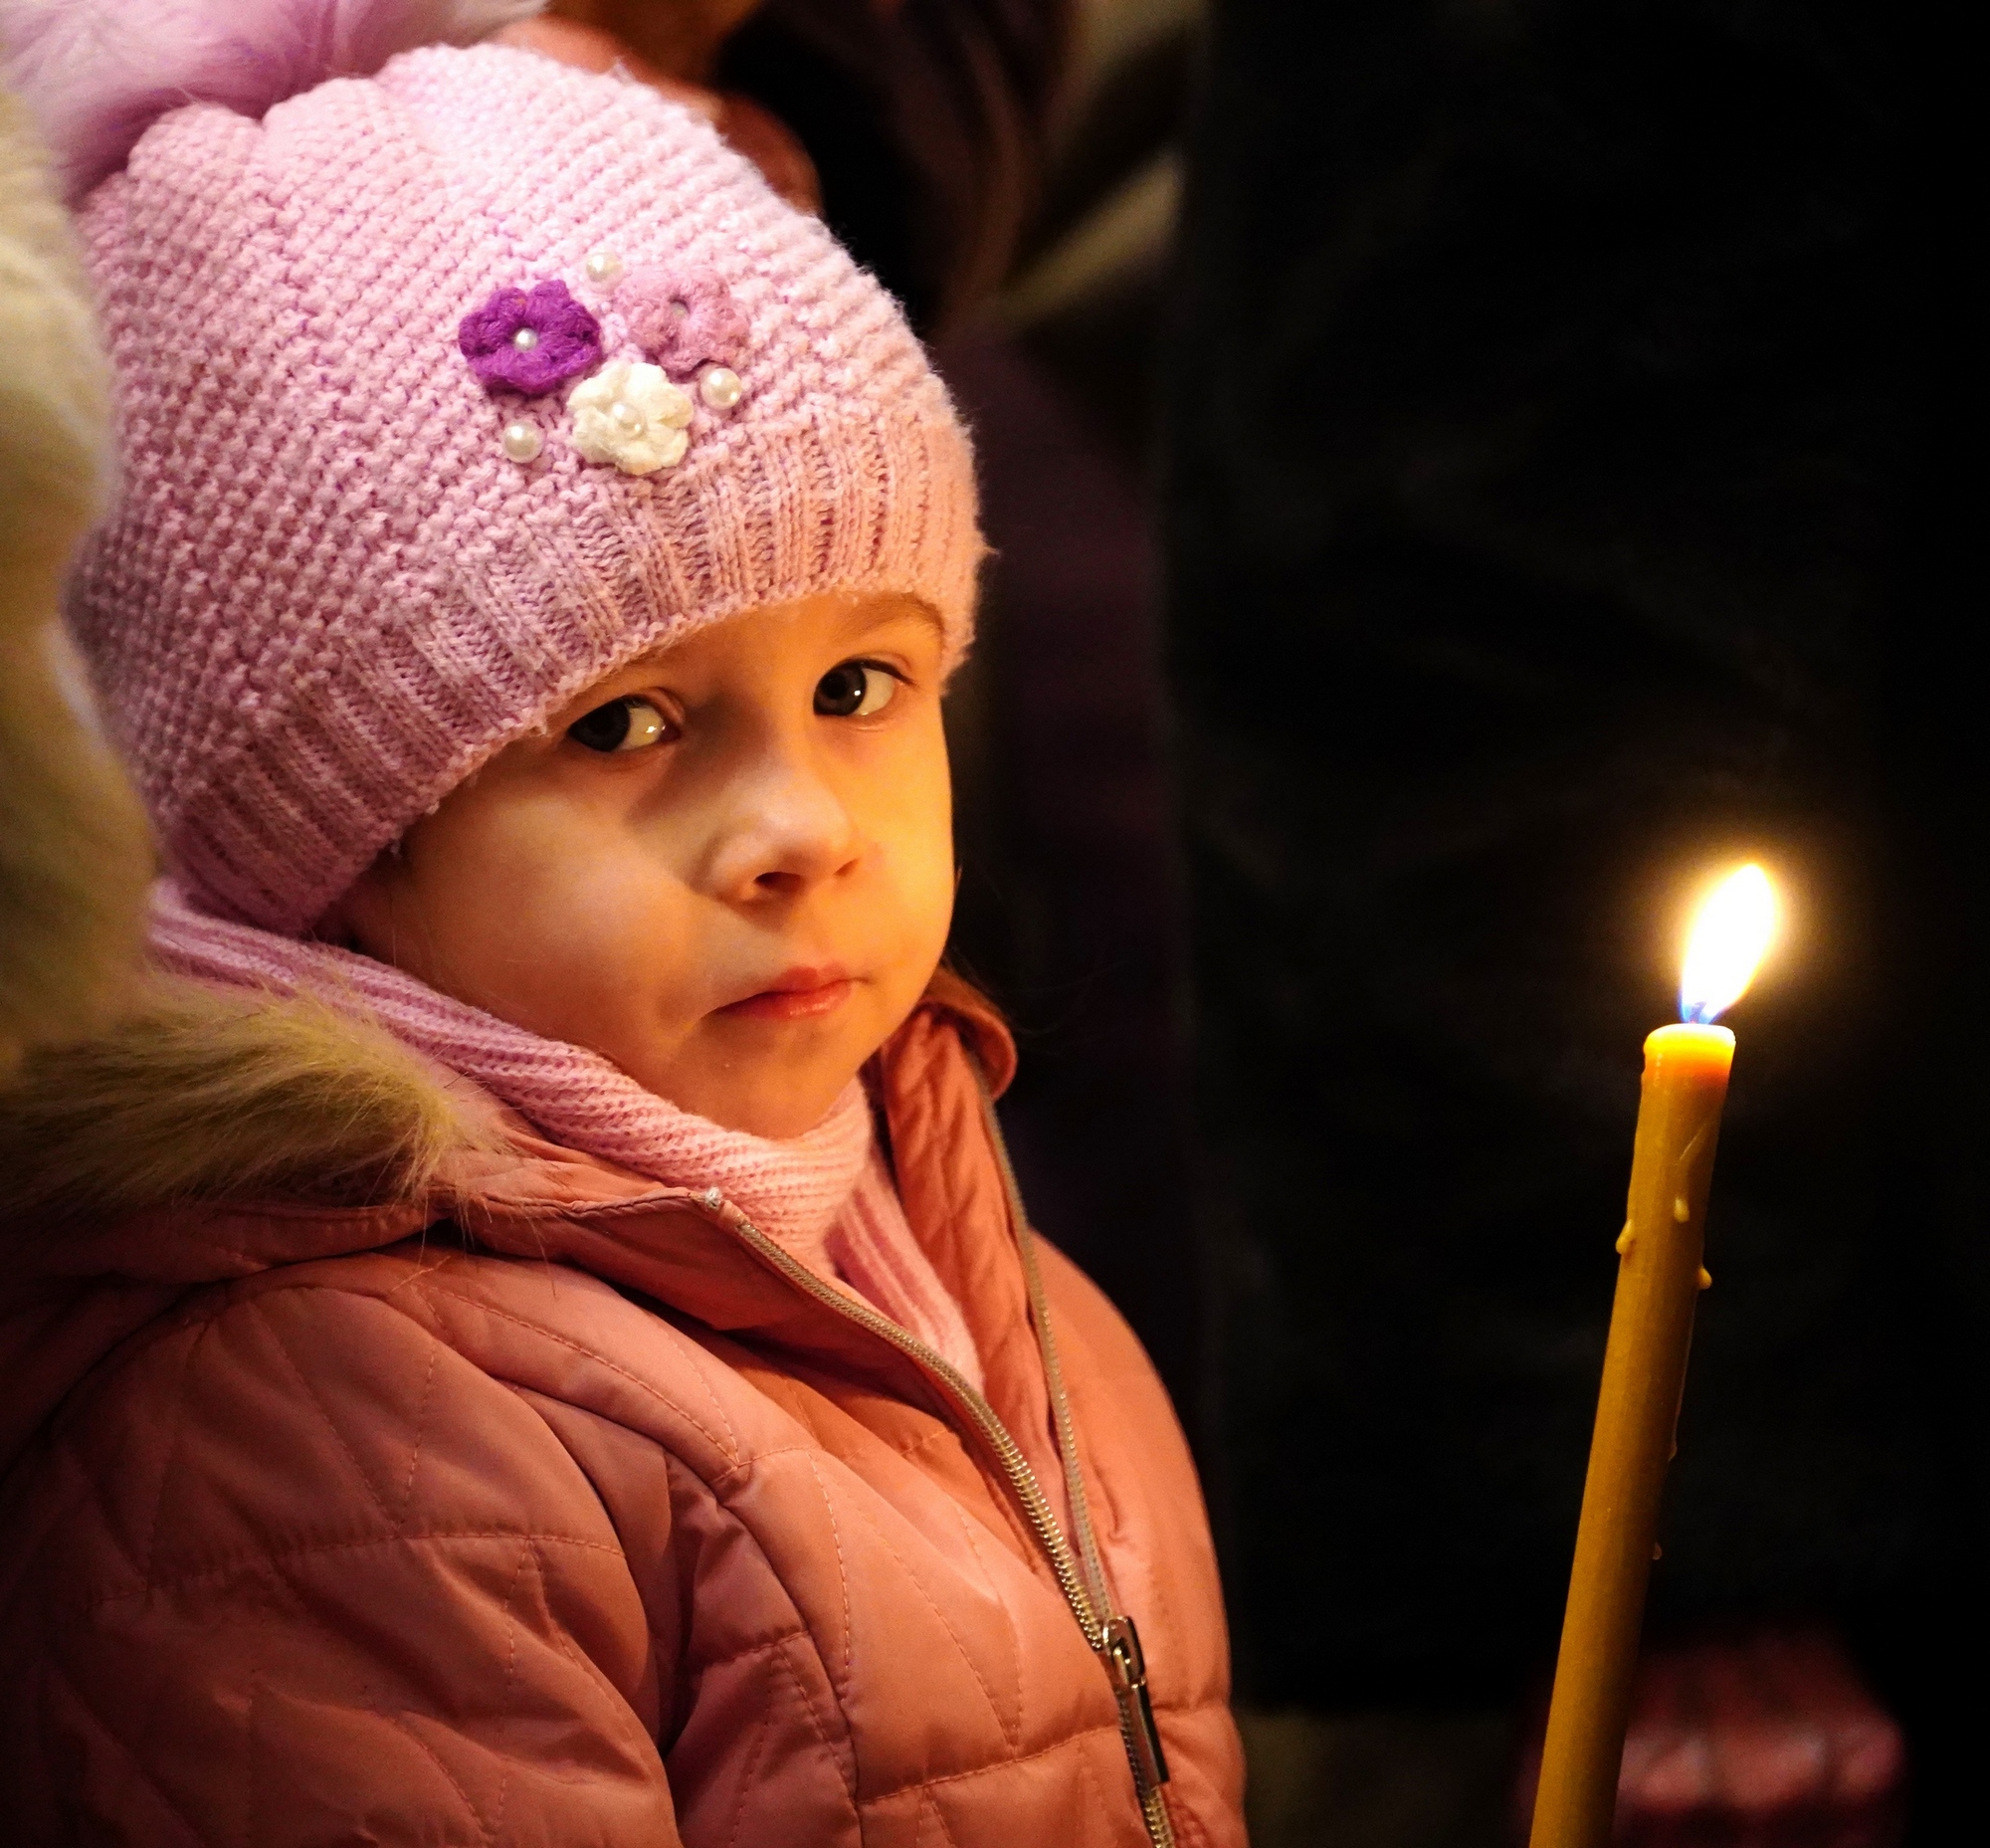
[
  {"x1": 883, "y1": 796, "x2": 958, "y2": 972},
  {"x1": 426, "y1": 805, "x2": 673, "y2": 995}
]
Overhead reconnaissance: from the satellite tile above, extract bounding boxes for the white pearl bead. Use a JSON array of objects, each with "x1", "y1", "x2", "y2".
[
  {"x1": 698, "y1": 365, "x2": 743, "y2": 410},
  {"x1": 610, "y1": 401, "x2": 643, "y2": 432},
  {"x1": 583, "y1": 250, "x2": 624, "y2": 288},
  {"x1": 501, "y1": 420, "x2": 543, "y2": 463},
  {"x1": 511, "y1": 326, "x2": 540, "y2": 351}
]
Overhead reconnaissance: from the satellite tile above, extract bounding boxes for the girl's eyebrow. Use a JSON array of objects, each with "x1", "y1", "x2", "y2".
[
  {"x1": 573, "y1": 598, "x2": 944, "y2": 707},
  {"x1": 846, "y1": 600, "x2": 944, "y2": 640}
]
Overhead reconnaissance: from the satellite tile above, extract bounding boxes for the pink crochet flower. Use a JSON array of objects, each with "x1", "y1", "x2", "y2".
[
  {"x1": 458, "y1": 280, "x2": 602, "y2": 393},
  {"x1": 621, "y1": 265, "x2": 748, "y2": 379}
]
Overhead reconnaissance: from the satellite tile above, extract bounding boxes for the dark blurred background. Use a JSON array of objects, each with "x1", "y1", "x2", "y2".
[
  {"x1": 555, "y1": 4, "x2": 1973, "y2": 1840},
  {"x1": 1153, "y1": 7, "x2": 1976, "y2": 1844}
]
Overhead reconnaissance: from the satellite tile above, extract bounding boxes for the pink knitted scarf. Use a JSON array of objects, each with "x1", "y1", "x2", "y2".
[{"x1": 149, "y1": 882, "x2": 983, "y2": 1386}]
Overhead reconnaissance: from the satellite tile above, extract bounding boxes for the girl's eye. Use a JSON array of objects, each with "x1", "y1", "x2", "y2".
[
  {"x1": 567, "y1": 695, "x2": 670, "y2": 753},
  {"x1": 814, "y1": 661, "x2": 898, "y2": 719}
]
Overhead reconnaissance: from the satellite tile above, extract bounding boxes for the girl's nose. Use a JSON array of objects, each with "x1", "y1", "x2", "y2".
[{"x1": 700, "y1": 744, "x2": 862, "y2": 903}]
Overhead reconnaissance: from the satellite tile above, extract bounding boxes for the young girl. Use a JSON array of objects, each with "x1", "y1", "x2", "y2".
[{"x1": 0, "y1": 4, "x2": 1244, "y2": 1844}]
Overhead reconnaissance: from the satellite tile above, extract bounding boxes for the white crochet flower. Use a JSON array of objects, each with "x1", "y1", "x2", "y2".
[{"x1": 566, "y1": 359, "x2": 694, "y2": 475}]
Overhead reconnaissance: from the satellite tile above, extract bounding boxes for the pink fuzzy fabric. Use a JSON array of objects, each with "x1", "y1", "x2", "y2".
[
  {"x1": 0, "y1": 0, "x2": 541, "y2": 202},
  {"x1": 2, "y1": 13, "x2": 981, "y2": 933},
  {"x1": 151, "y1": 882, "x2": 985, "y2": 1385},
  {"x1": 830, "y1": 1148, "x2": 983, "y2": 1390}
]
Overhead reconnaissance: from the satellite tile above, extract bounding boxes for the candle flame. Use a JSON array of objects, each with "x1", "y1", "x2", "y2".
[{"x1": 1680, "y1": 864, "x2": 1777, "y2": 1023}]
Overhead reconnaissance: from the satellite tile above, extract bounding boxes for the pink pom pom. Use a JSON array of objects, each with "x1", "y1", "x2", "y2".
[{"x1": 0, "y1": 0, "x2": 542, "y2": 202}]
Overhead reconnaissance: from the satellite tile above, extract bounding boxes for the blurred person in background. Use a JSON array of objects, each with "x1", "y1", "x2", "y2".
[
  {"x1": 511, "y1": 0, "x2": 1069, "y2": 331},
  {"x1": 935, "y1": 0, "x2": 1206, "y2": 1423},
  {"x1": 1162, "y1": 2, "x2": 1973, "y2": 1845}
]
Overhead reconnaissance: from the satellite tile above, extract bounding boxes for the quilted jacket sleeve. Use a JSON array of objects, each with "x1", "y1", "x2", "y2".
[{"x1": 7, "y1": 1272, "x2": 679, "y2": 1847}]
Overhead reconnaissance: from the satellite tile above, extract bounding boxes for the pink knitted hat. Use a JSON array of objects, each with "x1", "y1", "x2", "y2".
[{"x1": 2, "y1": 0, "x2": 982, "y2": 934}]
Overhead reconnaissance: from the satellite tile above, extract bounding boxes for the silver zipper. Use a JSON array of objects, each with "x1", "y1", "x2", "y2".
[
  {"x1": 977, "y1": 1083, "x2": 1177, "y2": 1848},
  {"x1": 696, "y1": 1083, "x2": 1176, "y2": 1848}
]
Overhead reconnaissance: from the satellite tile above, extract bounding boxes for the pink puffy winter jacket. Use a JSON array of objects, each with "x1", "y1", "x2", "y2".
[{"x1": 0, "y1": 976, "x2": 1246, "y2": 1845}]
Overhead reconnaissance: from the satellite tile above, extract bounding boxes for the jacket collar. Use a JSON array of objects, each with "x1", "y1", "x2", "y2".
[{"x1": 7, "y1": 971, "x2": 1024, "y2": 1418}]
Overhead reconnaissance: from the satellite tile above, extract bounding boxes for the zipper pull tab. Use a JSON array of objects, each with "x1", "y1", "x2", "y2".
[{"x1": 1101, "y1": 1614, "x2": 1171, "y2": 1790}]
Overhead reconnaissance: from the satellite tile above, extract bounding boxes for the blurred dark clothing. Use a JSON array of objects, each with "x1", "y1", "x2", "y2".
[
  {"x1": 941, "y1": 329, "x2": 1201, "y2": 1418},
  {"x1": 718, "y1": 0, "x2": 1071, "y2": 335},
  {"x1": 1162, "y1": 0, "x2": 1978, "y2": 1808}
]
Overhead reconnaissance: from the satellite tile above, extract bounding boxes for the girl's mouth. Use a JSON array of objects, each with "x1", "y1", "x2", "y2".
[{"x1": 716, "y1": 967, "x2": 854, "y2": 1023}]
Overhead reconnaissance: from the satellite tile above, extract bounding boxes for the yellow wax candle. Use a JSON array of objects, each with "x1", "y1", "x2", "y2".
[{"x1": 1527, "y1": 866, "x2": 1777, "y2": 1848}]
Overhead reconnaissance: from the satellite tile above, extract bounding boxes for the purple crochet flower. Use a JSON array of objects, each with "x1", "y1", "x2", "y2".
[
  {"x1": 621, "y1": 266, "x2": 748, "y2": 380},
  {"x1": 458, "y1": 281, "x2": 603, "y2": 394}
]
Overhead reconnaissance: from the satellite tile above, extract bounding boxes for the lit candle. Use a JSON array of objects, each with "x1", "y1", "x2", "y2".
[{"x1": 1527, "y1": 865, "x2": 1778, "y2": 1848}]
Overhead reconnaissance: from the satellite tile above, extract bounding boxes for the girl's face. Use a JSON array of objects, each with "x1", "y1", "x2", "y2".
[{"x1": 324, "y1": 592, "x2": 955, "y2": 1138}]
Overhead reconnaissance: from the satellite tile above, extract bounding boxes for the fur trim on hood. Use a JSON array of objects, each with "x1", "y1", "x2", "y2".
[
  {"x1": 0, "y1": 967, "x2": 1014, "y2": 1227},
  {"x1": 0, "y1": 979, "x2": 482, "y2": 1222}
]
